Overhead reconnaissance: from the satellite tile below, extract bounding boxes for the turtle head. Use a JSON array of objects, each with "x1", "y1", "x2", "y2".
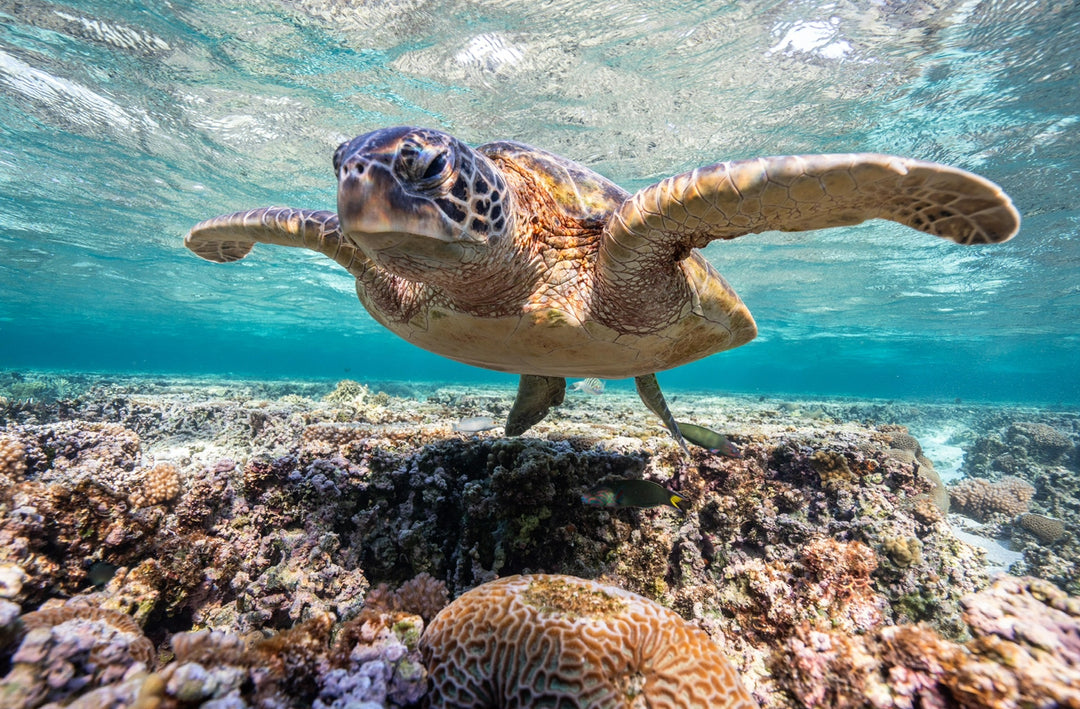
[{"x1": 335, "y1": 127, "x2": 513, "y2": 284}]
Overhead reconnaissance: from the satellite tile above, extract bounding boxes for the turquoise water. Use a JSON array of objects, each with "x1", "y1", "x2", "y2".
[{"x1": 0, "y1": 0, "x2": 1078, "y2": 404}]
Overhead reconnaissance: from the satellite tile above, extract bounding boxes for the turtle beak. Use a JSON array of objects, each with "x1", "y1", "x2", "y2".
[{"x1": 337, "y1": 158, "x2": 463, "y2": 250}]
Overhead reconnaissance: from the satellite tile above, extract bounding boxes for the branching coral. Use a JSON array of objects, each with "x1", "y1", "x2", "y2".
[
  {"x1": 949, "y1": 476, "x2": 1035, "y2": 521},
  {"x1": 322, "y1": 380, "x2": 369, "y2": 407},
  {"x1": 129, "y1": 462, "x2": 181, "y2": 508},
  {"x1": 364, "y1": 572, "x2": 449, "y2": 623},
  {"x1": 420, "y1": 574, "x2": 757, "y2": 708}
]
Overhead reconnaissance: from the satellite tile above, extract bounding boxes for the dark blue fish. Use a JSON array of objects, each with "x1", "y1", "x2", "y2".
[
  {"x1": 677, "y1": 422, "x2": 742, "y2": 458},
  {"x1": 582, "y1": 479, "x2": 684, "y2": 511}
]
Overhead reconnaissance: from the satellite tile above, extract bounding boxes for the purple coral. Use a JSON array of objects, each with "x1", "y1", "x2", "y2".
[{"x1": 0, "y1": 605, "x2": 153, "y2": 707}]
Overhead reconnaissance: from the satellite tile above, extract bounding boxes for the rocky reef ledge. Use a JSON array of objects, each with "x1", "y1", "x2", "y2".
[{"x1": 0, "y1": 372, "x2": 1077, "y2": 707}]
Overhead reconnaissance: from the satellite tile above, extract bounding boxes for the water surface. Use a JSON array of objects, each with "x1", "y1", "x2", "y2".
[{"x1": 0, "y1": 0, "x2": 1077, "y2": 403}]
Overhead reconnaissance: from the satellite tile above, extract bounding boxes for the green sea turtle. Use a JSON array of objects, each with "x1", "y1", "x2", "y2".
[{"x1": 186, "y1": 127, "x2": 1019, "y2": 449}]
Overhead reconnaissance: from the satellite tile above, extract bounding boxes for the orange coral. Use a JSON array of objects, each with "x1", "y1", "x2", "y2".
[
  {"x1": 129, "y1": 462, "x2": 181, "y2": 508},
  {"x1": 420, "y1": 574, "x2": 756, "y2": 708}
]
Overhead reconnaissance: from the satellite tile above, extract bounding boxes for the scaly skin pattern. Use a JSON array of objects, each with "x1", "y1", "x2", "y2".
[
  {"x1": 595, "y1": 153, "x2": 1019, "y2": 331},
  {"x1": 359, "y1": 143, "x2": 757, "y2": 378},
  {"x1": 186, "y1": 129, "x2": 1019, "y2": 380}
]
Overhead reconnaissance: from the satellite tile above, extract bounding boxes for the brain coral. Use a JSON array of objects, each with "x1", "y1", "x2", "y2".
[
  {"x1": 420, "y1": 574, "x2": 756, "y2": 708},
  {"x1": 1018, "y1": 513, "x2": 1067, "y2": 544},
  {"x1": 1006, "y1": 422, "x2": 1073, "y2": 463}
]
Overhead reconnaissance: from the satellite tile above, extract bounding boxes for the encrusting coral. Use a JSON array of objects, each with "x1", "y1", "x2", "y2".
[
  {"x1": 774, "y1": 575, "x2": 1080, "y2": 708},
  {"x1": 420, "y1": 573, "x2": 757, "y2": 708}
]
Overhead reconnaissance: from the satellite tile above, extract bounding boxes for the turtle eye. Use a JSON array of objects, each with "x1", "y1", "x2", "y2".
[
  {"x1": 413, "y1": 148, "x2": 452, "y2": 189},
  {"x1": 422, "y1": 152, "x2": 447, "y2": 180},
  {"x1": 397, "y1": 137, "x2": 453, "y2": 190}
]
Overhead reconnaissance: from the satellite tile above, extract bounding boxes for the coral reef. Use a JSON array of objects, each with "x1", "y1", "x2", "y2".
[
  {"x1": 774, "y1": 575, "x2": 1080, "y2": 708},
  {"x1": 0, "y1": 373, "x2": 1077, "y2": 707},
  {"x1": 421, "y1": 574, "x2": 756, "y2": 708}
]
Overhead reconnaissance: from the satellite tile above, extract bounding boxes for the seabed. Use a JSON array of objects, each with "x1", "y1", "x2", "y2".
[{"x1": 0, "y1": 371, "x2": 1077, "y2": 707}]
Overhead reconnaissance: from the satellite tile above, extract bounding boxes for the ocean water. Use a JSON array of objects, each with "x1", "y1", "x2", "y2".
[{"x1": 1, "y1": 0, "x2": 1078, "y2": 405}]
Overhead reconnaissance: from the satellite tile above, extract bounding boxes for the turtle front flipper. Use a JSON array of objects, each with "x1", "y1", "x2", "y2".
[
  {"x1": 185, "y1": 207, "x2": 371, "y2": 278},
  {"x1": 634, "y1": 374, "x2": 690, "y2": 455},
  {"x1": 606, "y1": 154, "x2": 1019, "y2": 253},
  {"x1": 505, "y1": 375, "x2": 566, "y2": 436},
  {"x1": 596, "y1": 153, "x2": 1019, "y2": 332}
]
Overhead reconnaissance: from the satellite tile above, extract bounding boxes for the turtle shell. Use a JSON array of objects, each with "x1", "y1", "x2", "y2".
[{"x1": 477, "y1": 140, "x2": 629, "y2": 223}]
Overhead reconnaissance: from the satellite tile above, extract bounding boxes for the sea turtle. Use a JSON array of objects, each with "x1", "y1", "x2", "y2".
[{"x1": 186, "y1": 126, "x2": 1019, "y2": 450}]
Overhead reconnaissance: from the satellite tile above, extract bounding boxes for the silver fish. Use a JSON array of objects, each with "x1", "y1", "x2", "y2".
[
  {"x1": 452, "y1": 416, "x2": 500, "y2": 432},
  {"x1": 571, "y1": 377, "x2": 605, "y2": 395}
]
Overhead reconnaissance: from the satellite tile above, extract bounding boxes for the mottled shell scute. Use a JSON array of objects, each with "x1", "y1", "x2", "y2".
[{"x1": 478, "y1": 140, "x2": 629, "y2": 223}]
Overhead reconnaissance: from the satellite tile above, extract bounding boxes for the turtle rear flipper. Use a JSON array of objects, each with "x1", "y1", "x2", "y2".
[
  {"x1": 635, "y1": 374, "x2": 690, "y2": 455},
  {"x1": 185, "y1": 207, "x2": 370, "y2": 275},
  {"x1": 505, "y1": 375, "x2": 566, "y2": 436}
]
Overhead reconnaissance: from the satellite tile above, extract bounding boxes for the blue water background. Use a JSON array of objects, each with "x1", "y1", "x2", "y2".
[{"x1": 1, "y1": 1, "x2": 1078, "y2": 404}]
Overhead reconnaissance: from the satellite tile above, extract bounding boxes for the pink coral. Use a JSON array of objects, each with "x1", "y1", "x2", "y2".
[{"x1": 725, "y1": 537, "x2": 885, "y2": 639}]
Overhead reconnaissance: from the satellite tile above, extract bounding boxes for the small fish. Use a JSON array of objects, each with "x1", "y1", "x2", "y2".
[
  {"x1": 452, "y1": 416, "x2": 500, "y2": 433},
  {"x1": 88, "y1": 561, "x2": 118, "y2": 587},
  {"x1": 571, "y1": 377, "x2": 605, "y2": 395},
  {"x1": 677, "y1": 422, "x2": 742, "y2": 458},
  {"x1": 582, "y1": 479, "x2": 684, "y2": 511}
]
